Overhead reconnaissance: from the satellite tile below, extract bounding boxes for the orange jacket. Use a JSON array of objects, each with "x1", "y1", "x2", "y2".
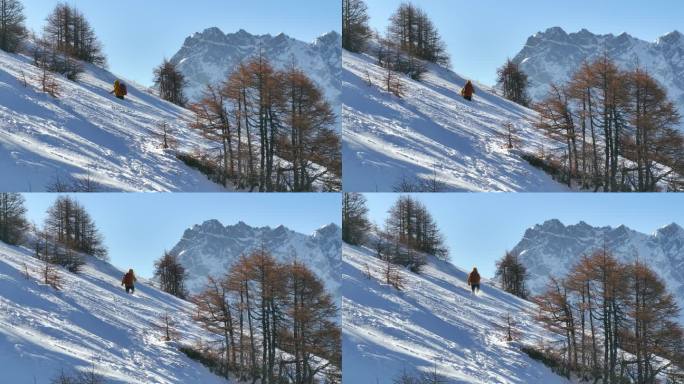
[
  {"x1": 461, "y1": 81, "x2": 475, "y2": 98},
  {"x1": 467, "y1": 269, "x2": 481, "y2": 285},
  {"x1": 122, "y1": 271, "x2": 137, "y2": 286},
  {"x1": 113, "y1": 80, "x2": 126, "y2": 97}
]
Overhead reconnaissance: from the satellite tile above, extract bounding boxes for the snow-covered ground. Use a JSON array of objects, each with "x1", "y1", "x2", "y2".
[
  {"x1": 0, "y1": 241, "x2": 229, "y2": 384},
  {"x1": 342, "y1": 50, "x2": 570, "y2": 192},
  {"x1": 342, "y1": 243, "x2": 571, "y2": 384},
  {"x1": 0, "y1": 49, "x2": 228, "y2": 192}
]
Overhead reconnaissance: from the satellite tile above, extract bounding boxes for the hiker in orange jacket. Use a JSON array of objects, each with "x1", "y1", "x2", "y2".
[
  {"x1": 121, "y1": 269, "x2": 137, "y2": 294},
  {"x1": 461, "y1": 80, "x2": 475, "y2": 101},
  {"x1": 467, "y1": 267, "x2": 481, "y2": 294},
  {"x1": 110, "y1": 79, "x2": 128, "y2": 100}
]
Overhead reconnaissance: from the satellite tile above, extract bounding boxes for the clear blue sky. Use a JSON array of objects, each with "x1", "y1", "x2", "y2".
[
  {"x1": 366, "y1": 0, "x2": 684, "y2": 85},
  {"x1": 363, "y1": 193, "x2": 684, "y2": 278},
  {"x1": 20, "y1": 0, "x2": 340, "y2": 86},
  {"x1": 22, "y1": 193, "x2": 341, "y2": 279}
]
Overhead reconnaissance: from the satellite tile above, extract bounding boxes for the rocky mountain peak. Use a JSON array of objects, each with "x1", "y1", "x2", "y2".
[
  {"x1": 201, "y1": 27, "x2": 225, "y2": 38},
  {"x1": 315, "y1": 31, "x2": 341, "y2": 46},
  {"x1": 541, "y1": 26, "x2": 569, "y2": 41},
  {"x1": 513, "y1": 28, "x2": 684, "y2": 129},
  {"x1": 235, "y1": 28, "x2": 251, "y2": 37},
  {"x1": 658, "y1": 30, "x2": 683, "y2": 45},
  {"x1": 513, "y1": 220, "x2": 684, "y2": 323},
  {"x1": 656, "y1": 222, "x2": 684, "y2": 237},
  {"x1": 199, "y1": 218, "x2": 224, "y2": 230},
  {"x1": 314, "y1": 222, "x2": 341, "y2": 237},
  {"x1": 169, "y1": 28, "x2": 341, "y2": 104},
  {"x1": 540, "y1": 218, "x2": 564, "y2": 230},
  {"x1": 171, "y1": 220, "x2": 341, "y2": 295}
]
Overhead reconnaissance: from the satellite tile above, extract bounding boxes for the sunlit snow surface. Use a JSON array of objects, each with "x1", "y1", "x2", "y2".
[
  {"x1": 0, "y1": 241, "x2": 229, "y2": 384},
  {"x1": 342, "y1": 243, "x2": 572, "y2": 384},
  {"x1": 342, "y1": 50, "x2": 569, "y2": 192},
  {"x1": 0, "y1": 50, "x2": 228, "y2": 192}
]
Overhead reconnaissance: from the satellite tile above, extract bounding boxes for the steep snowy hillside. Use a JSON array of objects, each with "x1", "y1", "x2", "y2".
[
  {"x1": 342, "y1": 50, "x2": 569, "y2": 192},
  {"x1": 512, "y1": 220, "x2": 684, "y2": 321},
  {"x1": 171, "y1": 221, "x2": 341, "y2": 296},
  {"x1": 0, "y1": 241, "x2": 228, "y2": 384},
  {"x1": 343, "y1": 243, "x2": 571, "y2": 383},
  {"x1": 0, "y1": 50, "x2": 226, "y2": 192},
  {"x1": 170, "y1": 28, "x2": 341, "y2": 108},
  {"x1": 513, "y1": 27, "x2": 684, "y2": 126}
]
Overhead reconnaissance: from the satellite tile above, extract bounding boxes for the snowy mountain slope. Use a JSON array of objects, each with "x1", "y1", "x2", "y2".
[
  {"x1": 170, "y1": 28, "x2": 341, "y2": 109},
  {"x1": 170, "y1": 220, "x2": 342, "y2": 296},
  {"x1": 0, "y1": 49, "x2": 228, "y2": 192},
  {"x1": 343, "y1": 243, "x2": 571, "y2": 384},
  {"x1": 511, "y1": 220, "x2": 684, "y2": 322},
  {"x1": 0, "y1": 241, "x2": 228, "y2": 384},
  {"x1": 513, "y1": 27, "x2": 684, "y2": 128},
  {"x1": 342, "y1": 50, "x2": 570, "y2": 192}
]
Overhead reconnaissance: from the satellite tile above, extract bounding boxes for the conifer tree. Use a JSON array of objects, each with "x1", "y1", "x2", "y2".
[
  {"x1": 0, "y1": 192, "x2": 29, "y2": 245},
  {"x1": 385, "y1": 195, "x2": 448, "y2": 271},
  {"x1": 342, "y1": 0, "x2": 371, "y2": 52},
  {"x1": 44, "y1": 195, "x2": 107, "y2": 261},
  {"x1": 388, "y1": 2, "x2": 449, "y2": 66},
  {"x1": 192, "y1": 57, "x2": 340, "y2": 192},
  {"x1": 534, "y1": 57, "x2": 683, "y2": 191},
  {"x1": 154, "y1": 59, "x2": 188, "y2": 107},
  {"x1": 44, "y1": 3, "x2": 105, "y2": 65},
  {"x1": 535, "y1": 250, "x2": 684, "y2": 381},
  {"x1": 192, "y1": 250, "x2": 341, "y2": 383},
  {"x1": 497, "y1": 59, "x2": 530, "y2": 107},
  {"x1": 154, "y1": 251, "x2": 188, "y2": 299},
  {"x1": 0, "y1": 0, "x2": 26, "y2": 53},
  {"x1": 495, "y1": 251, "x2": 529, "y2": 299},
  {"x1": 342, "y1": 192, "x2": 371, "y2": 245}
]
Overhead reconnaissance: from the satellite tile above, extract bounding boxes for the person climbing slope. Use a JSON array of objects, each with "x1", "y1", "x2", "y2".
[
  {"x1": 121, "y1": 269, "x2": 137, "y2": 294},
  {"x1": 461, "y1": 80, "x2": 475, "y2": 101},
  {"x1": 110, "y1": 79, "x2": 128, "y2": 100},
  {"x1": 467, "y1": 267, "x2": 481, "y2": 294}
]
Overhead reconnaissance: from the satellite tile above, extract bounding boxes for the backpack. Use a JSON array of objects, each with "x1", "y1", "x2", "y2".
[{"x1": 120, "y1": 82, "x2": 128, "y2": 96}]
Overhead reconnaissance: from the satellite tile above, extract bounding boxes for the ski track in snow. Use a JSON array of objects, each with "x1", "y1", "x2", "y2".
[
  {"x1": 0, "y1": 50, "x2": 229, "y2": 192},
  {"x1": 0, "y1": 241, "x2": 229, "y2": 384},
  {"x1": 343, "y1": 244, "x2": 572, "y2": 384},
  {"x1": 342, "y1": 50, "x2": 570, "y2": 192}
]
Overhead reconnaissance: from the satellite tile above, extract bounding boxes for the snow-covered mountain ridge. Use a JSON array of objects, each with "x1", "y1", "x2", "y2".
[
  {"x1": 513, "y1": 27, "x2": 684, "y2": 128},
  {"x1": 512, "y1": 220, "x2": 684, "y2": 322},
  {"x1": 343, "y1": 243, "x2": 570, "y2": 383},
  {"x1": 0, "y1": 241, "x2": 227, "y2": 384},
  {"x1": 0, "y1": 49, "x2": 227, "y2": 192},
  {"x1": 170, "y1": 28, "x2": 341, "y2": 110},
  {"x1": 342, "y1": 48, "x2": 570, "y2": 192},
  {"x1": 170, "y1": 220, "x2": 341, "y2": 296}
]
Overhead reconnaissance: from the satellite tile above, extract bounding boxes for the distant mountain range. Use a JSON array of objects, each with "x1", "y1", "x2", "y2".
[
  {"x1": 169, "y1": 220, "x2": 341, "y2": 296},
  {"x1": 512, "y1": 27, "x2": 684, "y2": 127},
  {"x1": 511, "y1": 219, "x2": 684, "y2": 321},
  {"x1": 169, "y1": 28, "x2": 341, "y2": 110}
]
